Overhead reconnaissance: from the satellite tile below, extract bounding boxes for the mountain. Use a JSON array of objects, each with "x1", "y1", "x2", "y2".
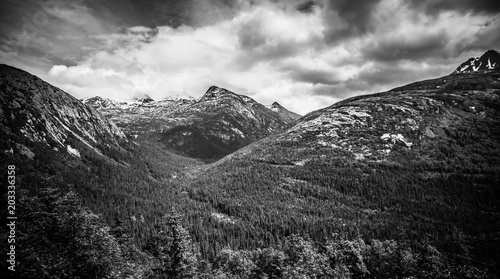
[
  {"x1": 84, "y1": 85, "x2": 301, "y2": 160},
  {"x1": 267, "y1": 101, "x2": 301, "y2": 123},
  {"x1": 0, "y1": 64, "x2": 126, "y2": 161},
  {"x1": 453, "y1": 49, "x2": 500, "y2": 74}
]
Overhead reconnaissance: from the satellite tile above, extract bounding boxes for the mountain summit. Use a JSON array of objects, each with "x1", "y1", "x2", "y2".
[
  {"x1": 201, "y1": 85, "x2": 239, "y2": 99},
  {"x1": 267, "y1": 101, "x2": 300, "y2": 123},
  {"x1": 453, "y1": 49, "x2": 500, "y2": 74}
]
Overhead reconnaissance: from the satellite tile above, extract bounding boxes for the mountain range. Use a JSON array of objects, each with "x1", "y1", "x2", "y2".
[
  {"x1": 83, "y1": 86, "x2": 300, "y2": 160},
  {"x1": 1, "y1": 50, "x2": 500, "y2": 277}
]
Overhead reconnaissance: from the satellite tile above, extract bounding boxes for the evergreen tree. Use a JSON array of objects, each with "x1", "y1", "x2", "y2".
[
  {"x1": 283, "y1": 235, "x2": 330, "y2": 278},
  {"x1": 168, "y1": 214, "x2": 199, "y2": 278},
  {"x1": 146, "y1": 214, "x2": 199, "y2": 278},
  {"x1": 16, "y1": 189, "x2": 129, "y2": 278}
]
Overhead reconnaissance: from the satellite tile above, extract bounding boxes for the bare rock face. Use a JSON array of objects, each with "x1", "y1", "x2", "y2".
[
  {"x1": 84, "y1": 86, "x2": 300, "y2": 160},
  {"x1": 0, "y1": 64, "x2": 126, "y2": 158}
]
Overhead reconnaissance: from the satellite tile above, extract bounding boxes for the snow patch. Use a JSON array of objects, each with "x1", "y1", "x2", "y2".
[
  {"x1": 380, "y1": 133, "x2": 412, "y2": 148},
  {"x1": 58, "y1": 121, "x2": 104, "y2": 155},
  {"x1": 294, "y1": 159, "x2": 310, "y2": 166},
  {"x1": 354, "y1": 153, "x2": 365, "y2": 160},
  {"x1": 231, "y1": 127, "x2": 245, "y2": 138},
  {"x1": 211, "y1": 213, "x2": 236, "y2": 224},
  {"x1": 67, "y1": 145, "x2": 81, "y2": 158}
]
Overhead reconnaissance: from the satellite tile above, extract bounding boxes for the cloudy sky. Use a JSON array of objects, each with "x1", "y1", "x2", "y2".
[{"x1": 1, "y1": 0, "x2": 500, "y2": 114}]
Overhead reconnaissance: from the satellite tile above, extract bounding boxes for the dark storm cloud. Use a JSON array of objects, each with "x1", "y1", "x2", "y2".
[
  {"x1": 358, "y1": 66, "x2": 419, "y2": 86},
  {"x1": 354, "y1": 61, "x2": 452, "y2": 89},
  {"x1": 311, "y1": 82, "x2": 372, "y2": 99},
  {"x1": 289, "y1": 68, "x2": 341, "y2": 85},
  {"x1": 407, "y1": 0, "x2": 500, "y2": 15},
  {"x1": 362, "y1": 31, "x2": 450, "y2": 62},
  {"x1": 82, "y1": 0, "x2": 234, "y2": 28},
  {"x1": 297, "y1": 1, "x2": 318, "y2": 13},
  {"x1": 455, "y1": 17, "x2": 500, "y2": 52},
  {"x1": 0, "y1": 0, "x2": 233, "y2": 72},
  {"x1": 323, "y1": 0, "x2": 382, "y2": 41},
  {"x1": 0, "y1": 0, "x2": 115, "y2": 70},
  {"x1": 308, "y1": 63, "x2": 452, "y2": 102}
]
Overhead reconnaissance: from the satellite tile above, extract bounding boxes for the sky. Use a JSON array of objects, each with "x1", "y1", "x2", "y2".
[{"x1": 1, "y1": 0, "x2": 500, "y2": 114}]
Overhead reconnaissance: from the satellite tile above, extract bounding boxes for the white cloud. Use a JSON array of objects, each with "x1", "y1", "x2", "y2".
[
  {"x1": 45, "y1": 0, "x2": 500, "y2": 115},
  {"x1": 48, "y1": 65, "x2": 68, "y2": 76},
  {"x1": 47, "y1": 5, "x2": 332, "y2": 114}
]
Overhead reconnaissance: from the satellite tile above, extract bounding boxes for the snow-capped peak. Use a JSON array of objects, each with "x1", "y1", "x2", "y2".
[
  {"x1": 83, "y1": 96, "x2": 128, "y2": 109},
  {"x1": 267, "y1": 102, "x2": 284, "y2": 112},
  {"x1": 201, "y1": 85, "x2": 242, "y2": 101},
  {"x1": 453, "y1": 50, "x2": 500, "y2": 74}
]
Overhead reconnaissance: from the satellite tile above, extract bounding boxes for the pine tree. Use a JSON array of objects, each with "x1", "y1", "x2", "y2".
[
  {"x1": 168, "y1": 214, "x2": 198, "y2": 278},
  {"x1": 147, "y1": 213, "x2": 199, "y2": 278}
]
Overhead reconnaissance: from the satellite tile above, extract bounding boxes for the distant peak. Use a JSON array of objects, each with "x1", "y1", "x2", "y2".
[
  {"x1": 202, "y1": 85, "x2": 237, "y2": 99},
  {"x1": 133, "y1": 95, "x2": 154, "y2": 103},
  {"x1": 204, "y1": 85, "x2": 223, "y2": 96},
  {"x1": 83, "y1": 96, "x2": 104, "y2": 101},
  {"x1": 453, "y1": 50, "x2": 500, "y2": 74},
  {"x1": 268, "y1": 102, "x2": 286, "y2": 113},
  {"x1": 207, "y1": 85, "x2": 222, "y2": 93},
  {"x1": 82, "y1": 96, "x2": 124, "y2": 109},
  {"x1": 271, "y1": 102, "x2": 283, "y2": 108}
]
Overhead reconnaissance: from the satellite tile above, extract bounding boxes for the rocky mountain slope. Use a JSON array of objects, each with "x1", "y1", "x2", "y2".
[
  {"x1": 0, "y1": 64, "x2": 126, "y2": 160},
  {"x1": 263, "y1": 70, "x2": 500, "y2": 164},
  {"x1": 453, "y1": 49, "x2": 499, "y2": 74},
  {"x1": 84, "y1": 86, "x2": 300, "y2": 160}
]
